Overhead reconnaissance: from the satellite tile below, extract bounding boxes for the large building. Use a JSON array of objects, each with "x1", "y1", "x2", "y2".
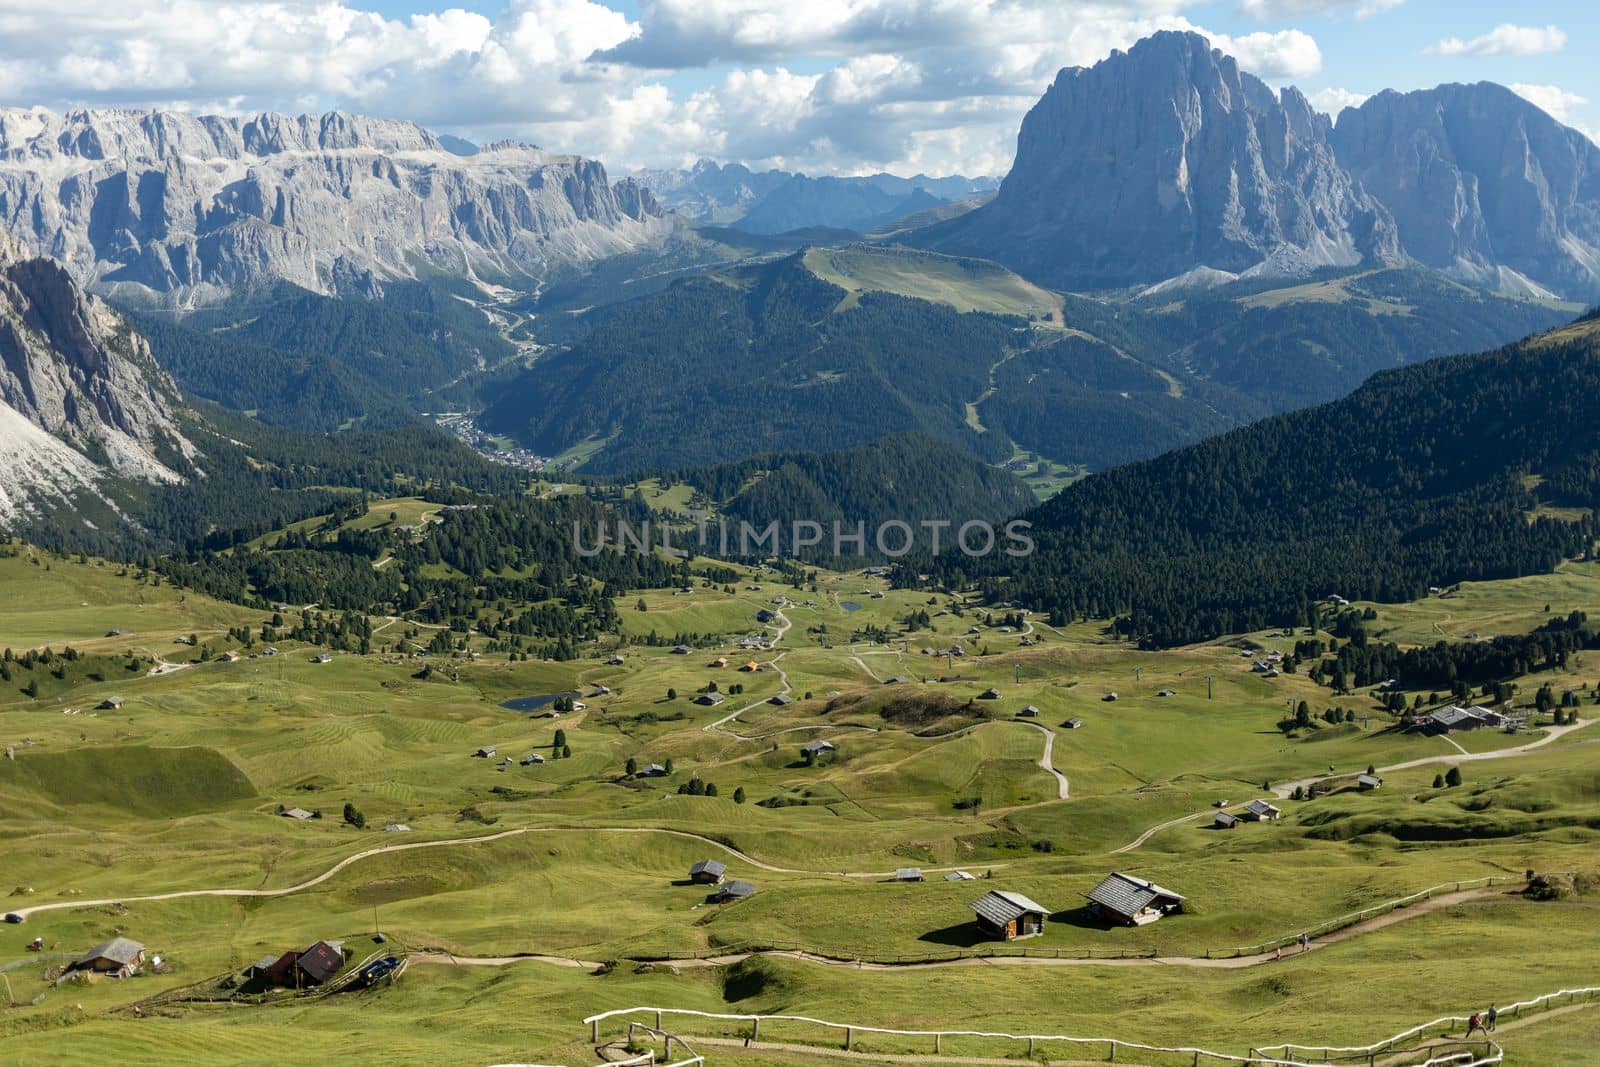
[{"x1": 1414, "y1": 705, "x2": 1506, "y2": 733}]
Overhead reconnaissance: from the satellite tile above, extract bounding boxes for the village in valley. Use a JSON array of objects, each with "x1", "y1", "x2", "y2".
[{"x1": 1, "y1": 518, "x2": 1598, "y2": 1066}]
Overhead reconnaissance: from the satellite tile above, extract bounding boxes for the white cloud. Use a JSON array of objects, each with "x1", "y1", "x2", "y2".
[
  {"x1": 1510, "y1": 83, "x2": 1586, "y2": 124},
  {"x1": 1238, "y1": 0, "x2": 1400, "y2": 19},
  {"x1": 1428, "y1": 24, "x2": 1567, "y2": 58},
  {"x1": 1210, "y1": 29, "x2": 1322, "y2": 79},
  {"x1": 1307, "y1": 87, "x2": 1369, "y2": 115},
  {"x1": 0, "y1": 0, "x2": 1335, "y2": 176}
]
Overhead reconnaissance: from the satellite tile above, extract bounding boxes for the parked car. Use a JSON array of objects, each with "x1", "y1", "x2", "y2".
[{"x1": 357, "y1": 955, "x2": 402, "y2": 985}]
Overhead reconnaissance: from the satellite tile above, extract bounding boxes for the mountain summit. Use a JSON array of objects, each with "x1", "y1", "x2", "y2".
[{"x1": 919, "y1": 32, "x2": 1402, "y2": 289}]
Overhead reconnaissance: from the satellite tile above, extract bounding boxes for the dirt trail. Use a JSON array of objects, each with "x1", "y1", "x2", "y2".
[
  {"x1": 1110, "y1": 811, "x2": 1206, "y2": 854},
  {"x1": 7, "y1": 824, "x2": 990, "y2": 922},
  {"x1": 1273, "y1": 717, "x2": 1596, "y2": 798},
  {"x1": 1015, "y1": 720, "x2": 1070, "y2": 800}
]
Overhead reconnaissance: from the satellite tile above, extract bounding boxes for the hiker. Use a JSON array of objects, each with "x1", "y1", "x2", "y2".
[
  {"x1": 1486, "y1": 1005, "x2": 1498, "y2": 1032},
  {"x1": 1299, "y1": 933, "x2": 1310, "y2": 953},
  {"x1": 1274, "y1": 945, "x2": 1282, "y2": 961},
  {"x1": 1466, "y1": 1013, "x2": 1484, "y2": 1037}
]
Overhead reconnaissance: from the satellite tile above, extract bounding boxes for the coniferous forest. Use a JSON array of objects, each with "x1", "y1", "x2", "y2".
[{"x1": 940, "y1": 322, "x2": 1600, "y2": 647}]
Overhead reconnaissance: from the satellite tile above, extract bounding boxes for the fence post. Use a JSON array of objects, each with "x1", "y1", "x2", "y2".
[
  {"x1": 934, "y1": 1034, "x2": 941, "y2": 1055},
  {"x1": 1028, "y1": 1037, "x2": 1035, "y2": 1056},
  {"x1": 656, "y1": 1010, "x2": 662, "y2": 1031},
  {"x1": 591, "y1": 1018, "x2": 600, "y2": 1043},
  {"x1": 844, "y1": 1026, "x2": 852, "y2": 1050},
  {"x1": 752, "y1": 1017, "x2": 760, "y2": 1041}
]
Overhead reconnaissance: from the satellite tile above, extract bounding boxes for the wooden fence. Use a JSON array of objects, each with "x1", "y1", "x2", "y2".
[{"x1": 581, "y1": 988, "x2": 1597, "y2": 1067}]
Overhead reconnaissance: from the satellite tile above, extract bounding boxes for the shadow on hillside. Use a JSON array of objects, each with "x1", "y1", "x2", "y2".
[
  {"x1": 916, "y1": 923, "x2": 991, "y2": 948},
  {"x1": 1049, "y1": 906, "x2": 1116, "y2": 931}
]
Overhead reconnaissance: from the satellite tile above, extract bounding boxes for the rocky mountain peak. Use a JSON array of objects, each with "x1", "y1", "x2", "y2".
[
  {"x1": 918, "y1": 31, "x2": 1400, "y2": 289},
  {"x1": 0, "y1": 240, "x2": 195, "y2": 522},
  {"x1": 1331, "y1": 82, "x2": 1600, "y2": 300}
]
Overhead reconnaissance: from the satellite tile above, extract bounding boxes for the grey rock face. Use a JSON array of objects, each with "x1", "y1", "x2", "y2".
[
  {"x1": 1331, "y1": 83, "x2": 1600, "y2": 301},
  {"x1": 920, "y1": 31, "x2": 1401, "y2": 289},
  {"x1": 0, "y1": 231, "x2": 194, "y2": 520},
  {"x1": 0, "y1": 108, "x2": 667, "y2": 302}
]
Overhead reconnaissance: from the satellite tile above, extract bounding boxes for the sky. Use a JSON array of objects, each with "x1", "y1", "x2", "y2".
[{"x1": 0, "y1": 1, "x2": 1594, "y2": 177}]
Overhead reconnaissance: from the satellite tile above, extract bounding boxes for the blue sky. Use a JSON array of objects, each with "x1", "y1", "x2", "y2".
[{"x1": 0, "y1": 1, "x2": 1594, "y2": 174}]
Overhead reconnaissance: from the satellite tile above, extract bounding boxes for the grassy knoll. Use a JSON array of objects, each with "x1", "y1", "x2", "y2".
[{"x1": 801, "y1": 246, "x2": 1064, "y2": 321}]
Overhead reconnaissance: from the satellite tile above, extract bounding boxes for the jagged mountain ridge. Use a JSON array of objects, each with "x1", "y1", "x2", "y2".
[
  {"x1": 1330, "y1": 83, "x2": 1600, "y2": 301},
  {"x1": 0, "y1": 107, "x2": 666, "y2": 302},
  {"x1": 0, "y1": 231, "x2": 195, "y2": 523}
]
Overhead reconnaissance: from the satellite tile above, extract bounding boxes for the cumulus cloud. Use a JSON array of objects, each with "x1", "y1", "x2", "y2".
[
  {"x1": 1307, "y1": 87, "x2": 1369, "y2": 115},
  {"x1": 1211, "y1": 30, "x2": 1322, "y2": 79},
  {"x1": 1428, "y1": 24, "x2": 1567, "y2": 58},
  {"x1": 0, "y1": 0, "x2": 1333, "y2": 176}
]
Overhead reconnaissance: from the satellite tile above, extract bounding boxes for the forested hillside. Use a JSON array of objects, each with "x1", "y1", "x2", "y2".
[
  {"x1": 126, "y1": 280, "x2": 512, "y2": 430},
  {"x1": 671, "y1": 432, "x2": 1035, "y2": 559},
  {"x1": 483, "y1": 251, "x2": 1571, "y2": 479},
  {"x1": 481, "y1": 255, "x2": 1245, "y2": 474},
  {"x1": 153, "y1": 490, "x2": 698, "y2": 660},
  {"x1": 943, "y1": 315, "x2": 1600, "y2": 647}
]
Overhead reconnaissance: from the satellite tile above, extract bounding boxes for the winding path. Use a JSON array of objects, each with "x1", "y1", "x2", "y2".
[
  {"x1": 5, "y1": 825, "x2": 990, "y2": 923},
  {"x1": 1110, "y1": 811, "x2": 1206, "y2": 855},
  {"x1": 1016, "y1": 720, "x2": 1070, "y2": 800},
  {"x1": 1272, "y1": 717, "x2": 1597, "y2": 798}
]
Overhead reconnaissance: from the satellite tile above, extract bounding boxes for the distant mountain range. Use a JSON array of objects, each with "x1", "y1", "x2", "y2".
[
  {"x1": 920, "y1": 31, "x2": 1600, "y2": 302},
  {"x1": 634, "y1": 159, "x2": 997, "y2": 234},
  {"x1": 0, "y1": 108, "x2": 665, "y2": 303}
]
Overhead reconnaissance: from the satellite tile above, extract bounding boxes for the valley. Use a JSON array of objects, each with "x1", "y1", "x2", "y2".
[{"x1": 3, "y1": 19, "x2": 1600, "y2": 1067}]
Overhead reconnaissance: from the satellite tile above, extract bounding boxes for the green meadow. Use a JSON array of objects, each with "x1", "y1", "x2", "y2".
[{"x1": 2, "y1": 546, "x2": 1598, "y2": 1063}]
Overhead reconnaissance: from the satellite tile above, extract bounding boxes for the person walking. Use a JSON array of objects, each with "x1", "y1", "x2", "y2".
[
  {"x1": 1466, "y1": 1012, "x2": 1485, "y2": 1038},
  {"x1": 1298, "y1": 932, "x2": 1310, "y2": 953},
  {"x1": 1486, "y1": 1005, "x2": 1498, "y2": 1032}
]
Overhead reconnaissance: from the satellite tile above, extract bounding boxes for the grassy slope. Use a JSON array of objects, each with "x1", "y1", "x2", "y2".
[{"x1": 801, "y1": 245, "x2": 1063, "y2": 321}]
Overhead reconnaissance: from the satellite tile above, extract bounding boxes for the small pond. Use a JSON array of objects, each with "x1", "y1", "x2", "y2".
[{"x1": 501, "y1": 690, "x2": 581, "y2": 712}]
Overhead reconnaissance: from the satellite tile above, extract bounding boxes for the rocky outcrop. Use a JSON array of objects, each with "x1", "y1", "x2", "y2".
[
  {"x1": 0, "y1": 233, "x2": 193, "y2": 522},
  {"x1": 0, "y1": 108, "x2": 667, "y2": 302},
  {"x1": 1331, "y1": 83, "x2": 1600, "y2": 301},
  {"x1": 919, "y1": 32, "x2": 1401, "y2": 289}
]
